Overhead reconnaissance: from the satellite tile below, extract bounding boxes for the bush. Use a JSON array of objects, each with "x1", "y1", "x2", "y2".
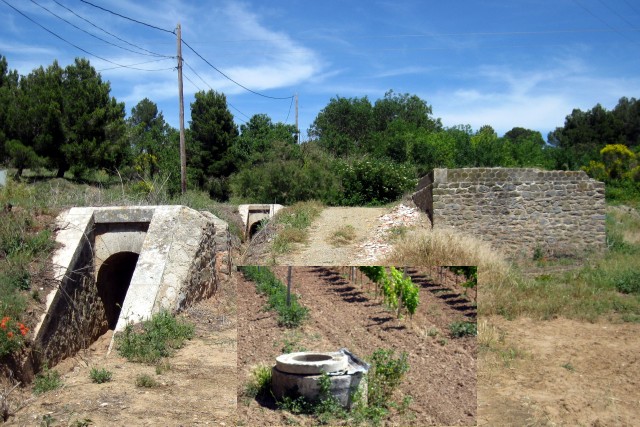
[
  {"x1": 449, "y1": 321, "x2": 478, "y2": 337},
  {"x1": 33, "y1": 366, "x2": 62, "y2": 395},
  {"x1": 116, "y1": 310, "x2": 194, "y2": 364},
  {"x1": 135, "y1": 373, "x2": 158, "y2": 388},
  {"x1": 89, "y1": 367, "x2": 113, "y2": 384},
  {"x1": 613, "y1": 270, "x2": 640, "y2": 294},
  {"x1": 240, "y1": 267, "x2": 309, "y2": 328},
  {"x1": 367, "y1": 349, "x2": 409, "y2": 409},
  {"x1": 244, "y1": 364, "x2": 272, "y2": 399}
]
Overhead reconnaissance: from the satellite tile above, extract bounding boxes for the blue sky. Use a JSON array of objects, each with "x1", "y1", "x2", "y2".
[{"x1": 1, "y1": 0, "x2": 639, "y2": 140}]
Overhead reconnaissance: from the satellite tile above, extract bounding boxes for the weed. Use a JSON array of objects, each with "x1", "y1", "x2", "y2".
[
  {"x1": 328, "y1": 224, "x2": 357, "y2": 246},
  {"x1": 39, "y1": 414, "x2": 56, "y2": 427},
  {"x1": 562, "y1": 362, "x2": 575, "y2": 372},
  {"x1": 426, "y1": 327, "x2": 439, "y2": 337},
  {"x1": 244, "y1": 364, "x2": 272, "y2": 399},
  {"x1": 240, "y1": 267, "x2": 309, "y2": 328},
  {"x1": 155, "y1": 361, "x2": 171, "y2": 375},
  {"x1": 437, "y1": 338, "x2": 447, "y2": 346},
  {"x1": 71, "y1": 418, "x2": 92, "y2": 427},
  {"x1": 135, "y1": 374, "x2": 158, "y2": 388},
  {"x1": 89, "y1": 367, "x2": 112, "y2": 384},
  {"x1": 33, "y1": 366, "x2": 62, "y2": 395},
  {"x1": 367, "y1": 349, "x2": 409, "y2": 409},
  {"x1": 116, "y1": 310, "x2": 194, "y2": 364},
  {"x1": 613, "y1": 270, "x2": 640, "y2": 294},
  {"x1": 386, "y1": 225, "x2": 408, "y2": 242},
  {"x1": 271, "y1": 201, "x2": 322, "y2": 254},
  {"x1": 449, "y1": 321, "x2": 478, "y2": 338}
]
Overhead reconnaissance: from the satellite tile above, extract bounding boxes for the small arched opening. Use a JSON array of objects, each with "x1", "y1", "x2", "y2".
[
  {"x1": 248, "y1": 220, "x2": 264, "y2": 238},
  {"x1": 96, "y1": 251, "x2": 139, "y2": 330}
]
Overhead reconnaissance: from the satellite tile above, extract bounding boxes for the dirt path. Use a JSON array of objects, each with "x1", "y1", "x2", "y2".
[
  {"x1": 238, "y1": 266, "x2": 477, "y2": 426},
  {"x1": 478, "y1": 316, "x2": 640, "y2": 426},
  {"x1": 6, "y1": 278, "x2": 237, "y2": 427},
  {"x1": 278, "y1": 207, "x2": 387, "y2": 265}
]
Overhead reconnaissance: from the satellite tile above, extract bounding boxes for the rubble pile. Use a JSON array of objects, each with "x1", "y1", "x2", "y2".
[{"x1": 355, "y1": 204, "x2": 427, "y2": 262}]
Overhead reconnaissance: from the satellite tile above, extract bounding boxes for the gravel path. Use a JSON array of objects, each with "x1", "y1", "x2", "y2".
[{"x1": 277, "y1": 204, "x2": 430, "y2": 265}]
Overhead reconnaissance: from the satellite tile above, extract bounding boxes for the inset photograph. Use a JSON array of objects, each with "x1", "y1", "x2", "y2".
[{"x1": 237, "y1": 266, "x2": 477, "y2": 426}]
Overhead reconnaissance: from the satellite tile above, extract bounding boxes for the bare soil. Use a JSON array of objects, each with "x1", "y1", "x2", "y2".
[
  {"x1": 237, "y1": 266, "x2": 477, "y2": 426},
  {"x1": 478, "y1": 316, "x2": 640, "y2": 427},
  {"x1": 3, "y1": 274, "x2": 238, "y2": 427},
  {"x1": 277, "y1": 207, "x2": 388, "y2": 265}
]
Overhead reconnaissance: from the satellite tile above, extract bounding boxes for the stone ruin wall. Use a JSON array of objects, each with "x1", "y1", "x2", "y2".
[{"x1": 413, "y1": 168, "x2": 606, "y2": 258}]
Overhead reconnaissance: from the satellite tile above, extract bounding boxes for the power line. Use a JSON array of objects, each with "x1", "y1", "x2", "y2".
[
  {"x1": 182, "y1": 72, "x2": 202, "y2": 91},
  {"x1": 51, "y1": 0, "x2": 172, "y2": 58},
  {"x1": 79, "y1": 0, "x2": 175, "y2": 34},
  {"x1": 284, "y1": 96, "x2": 294, "y2": 124},
  {"x1": 97, "y1": 57, "x2": 175, "y2": 72},
  {"x1": 572, "y1": 0, "x2": 640, "y2": 46},
  {"x1": 183, "y1": 59, "x2": 252, "y2": 121},
  {"x1": 596, "y1": 0, "x2": 637, "y2": 29},
  {"x1": 622, "y1": 0, "x2": 640, "y2": 15},
  {"x1": 30, "y1": 0, "x2": 169, "y2": 58},
  {"x1": 1, "y1": 0, "x2": 173, "y2": 71},
  {"x1": 181, "y1": 38, "x2": 294, "y2": 100}
]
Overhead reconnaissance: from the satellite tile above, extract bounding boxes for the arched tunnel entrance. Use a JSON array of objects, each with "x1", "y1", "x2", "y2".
[{"x1": 96, "y1": 251, "x2": 139, "y2": 330}]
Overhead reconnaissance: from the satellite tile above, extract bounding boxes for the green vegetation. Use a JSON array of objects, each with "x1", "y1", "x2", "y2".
[
  {"x1": 271, "y1": 201, "x2": 322, "y2": 254},
  {"x1": 239, "y1": 266, "x2": 308, "y2": 328},
  {"x1": 135, "y1": 373, "x2": 159, "y2": 388},
  {"x1": 89, "y1": 367, "x2": 113, "y2": 384},
  {"x1": 449, "y1": 321, "x2": 478, "y2": 338},
  {"x1": 33, "y1": 366, "x2": 62, "y2": 395},
  {"x1": 359, "y1": 267, "x2": 420, "y2": 318},
  {"x1": 243, "y1": 364, "x2": 272, "y2": 400},
  {"x1": 271, "y1": 348, "x2": 412, "y2": 426},
  {"x1": 116, "y1": 310, "x2": 194, "y2": 364}
]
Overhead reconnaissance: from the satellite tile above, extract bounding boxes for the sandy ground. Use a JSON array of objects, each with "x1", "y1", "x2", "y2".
[
  {"x1": 237, "y1": 266, "x2": 477, "y2": 426},
  {"x1": 478, "y1": 316, "x2": 640, "y2": 426},
  {"x1": 277, "y1": 207, "x2": 388, "y2": 265},
  {"x1": 4, "y1": 276, "x2": 237, "y2": 427}
]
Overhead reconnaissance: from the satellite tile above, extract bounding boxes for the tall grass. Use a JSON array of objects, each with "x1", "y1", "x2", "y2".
[
  {"x1": 271, "y1": 201, "x2": 323, "y2": 254},
  {"x1": 384, "y1": 212, "x2": 640, "y2": 322}
]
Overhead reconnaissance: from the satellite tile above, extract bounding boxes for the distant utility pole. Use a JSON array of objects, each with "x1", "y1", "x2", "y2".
[
  {"x1": 295, "y1": 93, "x2": 299, "y2": 143},
  {"x1": 177, "y1": 23, "x2": 187, "y2": 194}
]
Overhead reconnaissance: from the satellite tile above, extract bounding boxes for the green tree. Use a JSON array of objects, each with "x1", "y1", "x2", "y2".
[
  {"x1": 59, "y1": 58, "x2": 127, "y2": 177},
  {"x1": 372, "y1": 89, "x2": 441, "y2": 133},
  {"x1": 471, "y1": 125, "x2": 510, "y2": 166},
  {"x1": 230, "y1": 113, "x2": 297, "y2": 167},
  {"x1": 189, "y1": 90, "x2": 238, "y2": 197},
  {"x1": 503, "y1": 127, "x2": 553, "y2": 168},
  {"x1": 308, "y1": 96, "x2": 373, "y2": 156}
]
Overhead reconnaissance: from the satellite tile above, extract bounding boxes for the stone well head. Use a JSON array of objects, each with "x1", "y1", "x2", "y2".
[{"x1": 271, "y1": 349, "x2": 370, "y2": 409}]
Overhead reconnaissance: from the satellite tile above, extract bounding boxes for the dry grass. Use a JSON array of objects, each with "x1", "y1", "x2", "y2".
[
  {"x1": 271, "y1": 201, "x2": 323, "y2": 254},
  {"x1": 328, "y1": 224, "x2": 356, "y2": 246},
  {"x1": 607, "y1": 205, "x2": 640, "y2": 245},
  {"x1": 382, "y1": 227, "x2": 516, "y2": 315}
]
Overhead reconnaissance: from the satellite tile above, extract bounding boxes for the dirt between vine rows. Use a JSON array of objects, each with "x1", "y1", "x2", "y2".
[
  {"x1": 237, "y1": 266, "x2": 477, "y2": 426},
  {"x1": 478, "y1": 316, "x2": 640, "y2": 427},
  {"x1": 5, "y1": 276, "x2": 237, "y2": 427}
]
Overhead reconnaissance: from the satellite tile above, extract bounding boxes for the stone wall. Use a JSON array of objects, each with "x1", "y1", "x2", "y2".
[{"x1": 412, "y1": 168, "x2": 606, "y2": 258}]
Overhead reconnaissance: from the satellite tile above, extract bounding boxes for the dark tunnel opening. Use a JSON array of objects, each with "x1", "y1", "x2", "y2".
[
  {"x1": 96, "y1": 251, "x2": 139, "y2": 330},
  {"x1": 249, "y1": 220, "x2": 263, "y2": 238}
]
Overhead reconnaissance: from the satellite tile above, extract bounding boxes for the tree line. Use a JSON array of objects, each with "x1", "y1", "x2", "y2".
[{"x1": 1, "y1": 55, "x2": 639, "y2": 205}]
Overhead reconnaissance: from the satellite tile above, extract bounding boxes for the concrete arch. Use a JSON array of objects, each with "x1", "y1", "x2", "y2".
[
  {"x1": 96, "y1": 251, "x2": 139, "y2": 330},
  {"x1": 93, "y1": 222, "x2": 147, "y2": 275}
]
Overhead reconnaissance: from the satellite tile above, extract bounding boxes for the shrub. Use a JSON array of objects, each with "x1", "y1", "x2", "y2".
[
  {"x1": 0, "y1": 316, "x2": 29, "y2": 357},
  {"x1": 449, "y1": 321, "x2": 478, "y2": 337},
  {"x1": 89, "y1": 367, "x2": 113, "y2": 384},
  {"x1": 116, "y1": 311, "x2": 194, "y2": 364},
  {"x1": 135, "y1": 374, "x2": 158, "y2": 388},
  {"x1": 33, "y1": 366, "x2": 62, "y2": 395},
  {"x1": 367, "y1": 349, "x2": 409, "y2": 409},
  {"x1": 244, "y1": 364, "x2": 272, "y2": 399},
  {"x1": 613, "y1": 270, "x2": 640, "y2": 294}
]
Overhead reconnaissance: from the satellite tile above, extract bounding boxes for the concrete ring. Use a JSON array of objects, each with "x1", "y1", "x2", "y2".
[{"x1": 275, "y1": 351, "x2": 348, "y2": 375}]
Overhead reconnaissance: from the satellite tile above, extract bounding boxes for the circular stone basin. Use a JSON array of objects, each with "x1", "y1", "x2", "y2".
[{"x1": 276, "y1": 351, "x2": 348, "y2": 375}]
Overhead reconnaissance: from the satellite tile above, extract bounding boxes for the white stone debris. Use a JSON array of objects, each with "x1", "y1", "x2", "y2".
[{"x1": 355, "y1": 204, "x2": 424, "y2": 263}]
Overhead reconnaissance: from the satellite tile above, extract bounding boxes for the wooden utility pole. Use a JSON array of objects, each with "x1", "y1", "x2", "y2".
[
  {"x1": 177, "y1": 23, "x2": 187, "y2": 194},
  {"x1": 287, "y1": 266, "x2": 292, "y2": 307},
  {"x1": 295, "y1": 93, "x2": 299, "y2": 143}
]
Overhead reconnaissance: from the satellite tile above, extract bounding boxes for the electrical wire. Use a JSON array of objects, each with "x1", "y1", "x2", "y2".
[
  {"x1": 572, "y1": 0, "x2": 640, "y2": 46},
  {"x1": 182, "y1": 72, "x2": 202, "y2": 91},
  {"x1": 51, "y1": 0, "x2": 172, "y2": 58},
  {"x1": 596, "y1": 0, "x2": 638, "y2": 30},
  {"x1": 97, "y1": 57, "x2": 175, "y2": 72},
  {"x1": 1, "y1": 0, "x2": 173, "y2": 71},
  {"x1": 30, "y1": 0, "x2": 169, "y2": 58},
  {"x1": 284, "y1": 96, "x2": 294, "y2": 124},
  {"x1": 79, "y1": 0, "x2": 175, "y2": 34},
  {"x1": 181, "y1": 38, "x2": 294, "y2": 100},
  {"x1": 183, "y1": 59, "x2": 252, "y2": 121}
]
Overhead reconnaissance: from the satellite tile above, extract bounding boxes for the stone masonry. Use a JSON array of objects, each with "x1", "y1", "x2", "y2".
[{"x1": 412, "y1": 168, "x2": 606, "y2": 258}]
